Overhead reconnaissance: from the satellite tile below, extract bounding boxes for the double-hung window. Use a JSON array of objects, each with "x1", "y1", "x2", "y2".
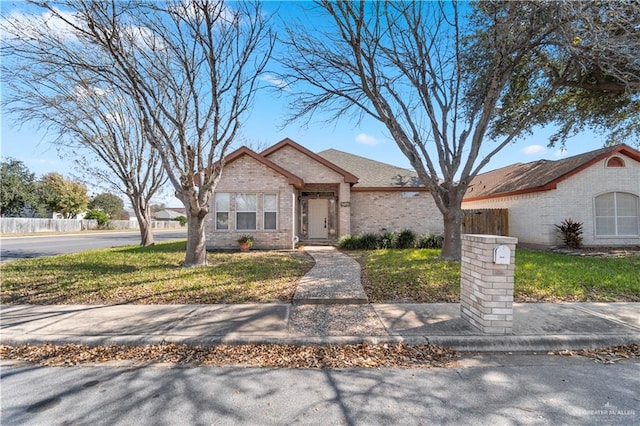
[
  {"x1": 236, "y1": 194, "x2": 257, "y2": 230},
  {"x1": 214, "y1": 193, "x2": 230, "y2": 230},
  {"x1": 264, "y1": 194, "x2": 277, "y2": 230}
]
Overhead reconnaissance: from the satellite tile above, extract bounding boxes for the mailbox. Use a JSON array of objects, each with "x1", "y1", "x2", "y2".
[{"x1": 493, "y1": 245, "x2": 511, "y2": 265}]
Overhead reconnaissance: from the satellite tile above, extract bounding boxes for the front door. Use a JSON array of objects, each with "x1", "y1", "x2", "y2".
[{"x1": 308, "y1": 198, "x2": 329, "y2": 239}]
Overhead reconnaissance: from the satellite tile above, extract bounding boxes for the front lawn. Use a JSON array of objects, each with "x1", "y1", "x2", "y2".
[
  {"x1": 354, "y1": 249, "x2": 640, "y2": 303},
  {"x1": 2, "y1": 243, "x2": 637, "y2": 304},
  {"x1": 0, "y1": 241, "x2": 314, "y2": 304}
]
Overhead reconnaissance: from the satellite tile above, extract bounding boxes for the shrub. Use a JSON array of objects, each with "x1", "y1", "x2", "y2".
[
  {"x1": 85, "y1": 209, "x2": 109, "y2": 227},
  {"x1": 416, "y1": 233, "x2": 444, "y2": 249},
  {"x1": 358, "y1": 233, "x2": 380, "y2": 250},
  {"x1": 378, "y1": 231, "x2": 395, "y2": 249},
  {"x1": 338, "y1": 234, "x2": 358, "y2": 250},
  {"x1": 555, "y1": 218, "x2": 584, "y2": 248},
  {"x1": 175, "y1": 215, "x2": 187, "y2": 226},
  {"x1": 237, "y1": 234, "x2": 255, "y2": 246},
  {"x1": 394, "y1": 229, "x2": 416, "y2": 249}
]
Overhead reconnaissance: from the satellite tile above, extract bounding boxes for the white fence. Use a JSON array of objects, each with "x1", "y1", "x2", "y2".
[{"x1": 0, "y1": 218, "x2": 184, "y2": 234}]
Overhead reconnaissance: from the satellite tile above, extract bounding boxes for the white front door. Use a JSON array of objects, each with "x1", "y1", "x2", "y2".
[{"x1": 308, "y1": 198, "x2": 329, "y2": 239}]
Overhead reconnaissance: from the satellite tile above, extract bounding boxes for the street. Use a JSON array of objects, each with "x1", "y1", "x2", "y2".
[
  {"x1": 1, "y1": 354, "x2": 638, "y2": 425},
  {"x1": 0, "y1": 229, "x2": 187, "y2": 260}
]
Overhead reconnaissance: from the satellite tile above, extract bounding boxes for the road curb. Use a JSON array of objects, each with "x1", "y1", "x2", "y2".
[{"x1": 3, "y1": 333, "x2": 638, "y2": 353}]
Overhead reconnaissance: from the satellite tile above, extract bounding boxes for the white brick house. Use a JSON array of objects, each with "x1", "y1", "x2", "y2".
[
  {"x1": 206, "y1": 138, "x2": 443, "y2": 250},
  {"x1": 462, "y1": 144, "x2": 640, "y2": 247}
]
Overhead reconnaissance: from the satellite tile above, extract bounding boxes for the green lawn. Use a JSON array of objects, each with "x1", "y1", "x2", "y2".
[
  {"x1": 1, "y1": 243, "x2": 638, "y2": 304},
  {"x1": 353, "y1": 249, "x2": 640, "y2": 303},
  {"x1": 0, "y1": 241, "x2": 314, "y2": 304}
]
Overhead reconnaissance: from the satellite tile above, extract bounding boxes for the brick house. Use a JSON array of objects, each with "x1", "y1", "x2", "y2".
[
  {"x1": 206, "y1": 138, "x2": 443, "y2": 250},
  {"x1": 462, "y1": 144, "x2": 640, "y2": 247}
]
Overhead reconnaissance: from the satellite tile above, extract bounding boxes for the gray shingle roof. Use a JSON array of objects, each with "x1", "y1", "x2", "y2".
[{"x1": 317, "y1": 149, "x2": 423, "y2": 188}]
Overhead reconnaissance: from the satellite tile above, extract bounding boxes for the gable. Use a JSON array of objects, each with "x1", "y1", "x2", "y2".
[
  {"x1": 222, "y1": 146, "x2": 304, "y2": 189},
  {"x1": 262, "y1": 138, "x2": 358, "y2": 184}
]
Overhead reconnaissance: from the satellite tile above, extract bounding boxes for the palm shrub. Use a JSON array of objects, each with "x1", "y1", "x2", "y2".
[{"x1": 555, "y1": 218, "x2": 584, "y2": 248}]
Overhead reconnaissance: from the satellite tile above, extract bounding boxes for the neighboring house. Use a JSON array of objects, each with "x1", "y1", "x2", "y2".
[
  {"x1": 462, "y1": 144, "x2": 640, "y2": 247},
  {"x1": 206, "y1": 138, "x2": 443, "y2": 250},
  {"x1": 154, "y1": 208, "x2": 186, "y2": 221}
]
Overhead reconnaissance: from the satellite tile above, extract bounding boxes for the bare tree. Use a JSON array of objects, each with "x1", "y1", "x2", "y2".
[
  {"x1": 278, "y1": 1, "x2": 639, "y2": 260},
  {"x1": 4, "y1": 0, "x2": 274, "y2": 265},
  {"x1": 1, "y1": 27, "x2": 166, "y2": 245}
]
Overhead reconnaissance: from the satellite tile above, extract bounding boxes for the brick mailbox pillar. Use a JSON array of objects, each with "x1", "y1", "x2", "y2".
[{"x1": 460, "y1": 234, "x2": 518, "y2": 334}]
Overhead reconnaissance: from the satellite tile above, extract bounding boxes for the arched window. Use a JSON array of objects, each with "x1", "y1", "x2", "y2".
[
  {"x1": 595, "y1": 192, "x2": 639, "y2": 236},
  {"x1": 606, "y1": 156, "x2": 625, "y2": 168}
]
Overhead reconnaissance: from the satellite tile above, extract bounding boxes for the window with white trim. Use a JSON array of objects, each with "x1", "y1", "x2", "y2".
[
  {"x1": 214, "y1": 193, "x2": 229, "y2": 230},
  {"x1": 263, "y1": 194, "x2": 277, "y2": 230},
  {"x1": 236, "y1": 194, "x2": 257, "y2": 230},
  {"x1": 595, "y1": 192, "x2": 639, "y2": 236}
]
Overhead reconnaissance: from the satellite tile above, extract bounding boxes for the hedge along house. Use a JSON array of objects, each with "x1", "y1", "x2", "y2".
[
  {"x1": 205, "y1": 138, "x2": 443, "y2": 250},
  {"x1": 462, "y1": 144, "x2": 640, "y2": 247}
]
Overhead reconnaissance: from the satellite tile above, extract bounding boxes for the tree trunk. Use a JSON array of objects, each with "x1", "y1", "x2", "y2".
[
  {"x1": 131, "y1": 196, "x2": 155, "y2": 246},
  {"x1": 441, "y1": 207, "x2": 463, "y2": 261},
  {"x1": 184, "y1": 211, "x2": 208, "y2": 267},
  {"x1": 136, "y1": 215, "x2": 155, "y2": 247},
  {"x1": 438, "y1": 188, "x2": 466, "y2": 261}
]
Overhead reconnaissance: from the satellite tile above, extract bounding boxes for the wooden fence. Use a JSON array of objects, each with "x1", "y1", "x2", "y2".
[{"x1": 462, "y1": 209, "x2": 509, "y2": 236}]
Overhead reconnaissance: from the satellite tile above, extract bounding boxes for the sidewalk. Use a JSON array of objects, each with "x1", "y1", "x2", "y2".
[{"x1": 1, "y1": 247, "x2": 639, "y2": 352}]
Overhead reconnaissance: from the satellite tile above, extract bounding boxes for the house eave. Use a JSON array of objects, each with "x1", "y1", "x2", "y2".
[
  {"x1": 463, "y1": 184, "x2": 557, "y2": 202},
  {"x1": 351, "y1": 186, "x2": 430, "y2": 192}
]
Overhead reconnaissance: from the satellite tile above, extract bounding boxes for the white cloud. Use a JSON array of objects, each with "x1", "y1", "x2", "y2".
[
  {"x1": 355, "y1": 133, "x2": 378, "y2": 145},
  {"x1": 260, "y1": 74, "x2": 289, "y2": 90},
  {"x1": 521, "y1": 145, "x2": 546, "y2": 155},
  {"x1": 0, "y1": 8, "x2": 80, "y2": 42}
]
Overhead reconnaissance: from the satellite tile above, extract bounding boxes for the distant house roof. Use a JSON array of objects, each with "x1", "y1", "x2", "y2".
[
  {"x1": 154, "y1": 208, "x2": 185, "y2": 220},
  {"x1": 318, "y1": 149, "x2": 425, "y2": 190},
  {"x1": 464, "y1": 144, "x2": 640, "y2": 201}
]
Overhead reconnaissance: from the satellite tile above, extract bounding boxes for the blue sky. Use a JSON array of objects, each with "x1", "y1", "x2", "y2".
[{"x1": 0, "y1": 1, "x2": 610, "y2": 205}]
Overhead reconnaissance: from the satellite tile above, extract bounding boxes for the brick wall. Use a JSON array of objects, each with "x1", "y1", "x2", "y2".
[
  {"x1": 350, "y1": 190, "x2": 443, "y2": 235},
  {"x1": 206, "y1": 155, "x2": 296, "y2": 250}
]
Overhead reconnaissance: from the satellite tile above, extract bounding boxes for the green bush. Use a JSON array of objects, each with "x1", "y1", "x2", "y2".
[
  {"x1": 175, "y1": 215, "x2": 187, "y2": 226},
  {"x1": 339, "y1": 230, "x2": 443, "y2": 251},
  {"x1": 394, "y1": 229, "x2": 416, "y2": 249},
  {"x1": 416, "y1": 233, "x2": 444, "y2": 249},
  {"x1": 358, "y1": 233, "x2": 380, "y2": 250},
  {"x1": 379, "y1": 232, "x2": 395, "y2": 249},
  {"x1": 338, "y1": 234, "x2": 358, "y2": 250},
  {"x1": 85, "y1": 209, "x2": 109, "y2": 227}
]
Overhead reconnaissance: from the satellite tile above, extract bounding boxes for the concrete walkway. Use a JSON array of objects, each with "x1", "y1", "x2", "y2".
[
  {"x1": 293, "y1": 246, "x2": 367, "y2": 304},
  {"x1": 1, "y1": 247, "x2": 639, "y2": 352}
]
